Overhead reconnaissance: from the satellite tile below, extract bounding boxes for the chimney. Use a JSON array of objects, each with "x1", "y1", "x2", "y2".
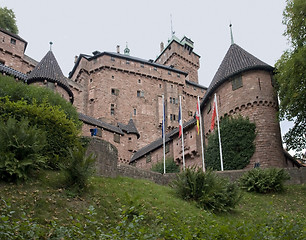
[
  {"x1": 160, "y1": 42, "x2": 164, "y2": 53},
  {"x1": 116, "y1": 45, "x2": 120, "y2": 54},
  {"x1": 74, "y1": 55, "x2": 78, "y2": 63}
]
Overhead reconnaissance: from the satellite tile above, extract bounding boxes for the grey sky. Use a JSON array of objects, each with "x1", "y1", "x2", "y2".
[{"x1": 1, "y1": 0, "x2": 294, "y2": 146}]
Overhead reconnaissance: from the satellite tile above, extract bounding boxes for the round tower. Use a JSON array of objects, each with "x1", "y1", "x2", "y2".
[
  {"x1": 26, "y1": 49, "x2": 74, "y2": 103},
  {"x1": 201, "y1": 43, "x2": 286, "y2": 168}
]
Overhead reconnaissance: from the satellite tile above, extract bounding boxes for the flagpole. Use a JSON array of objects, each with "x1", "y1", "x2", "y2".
[
  {"x1": 198, "y1": 96, "x2": 205, "y2": 172},
  {"x1": 214, "y1": 93, "x2": 224, "y2": 171},
  {"x1": 162, "y1": 95, "x2": 166, "y2": 174},
  {"x1": 179, "y1": 95, "x2": 185, "y2": 170}
]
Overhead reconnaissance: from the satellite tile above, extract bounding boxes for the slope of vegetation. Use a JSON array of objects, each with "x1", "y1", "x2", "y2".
[{"x1": 0, "y1": 173, "x2": 305, "y2": 239}]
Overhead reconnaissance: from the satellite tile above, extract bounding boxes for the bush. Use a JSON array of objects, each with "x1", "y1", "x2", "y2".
[
  {"x1": 0, "y1": 97, "x2": 81, "y2": 168},
  {"x1": 0, "y1": 117, "x2": 46, "y2": 182},
  {"x1": 61, "y1": 145, "x2": 96, "y2": 194},
  {"x1": 205, "y1": 115, "x2": 256, "y2": 170},
  {"x1": 239, "y1": 168, "x2": 290, "y2": 193},
  {"x1": 151, "y1": 157, "x2": 180, "y2": 173},
  {"x1": 0, "y1": 75, "x2": 80, "y2": 127},
  {"x1": 172, "y1": 167, "x2": 241, "y2": 212}
]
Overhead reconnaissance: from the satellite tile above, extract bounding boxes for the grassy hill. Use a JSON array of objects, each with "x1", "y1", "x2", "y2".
[{"x1": 0, "y1": 171, "x2": 305, "y2": 239}]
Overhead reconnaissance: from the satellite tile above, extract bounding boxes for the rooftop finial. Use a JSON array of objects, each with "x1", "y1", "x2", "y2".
[
  {"x1": 49, "y1": 41, "x2": 53, "y2": 51},
  {"x1": 124, "y1": 42, "x2": 130, "y2": 56},
  {"x1": 170, "y1": 14, "x2": 175, "y2": 36},
  {"x1": 229, "y1": 23, "x2": 234, "y2": 45}
]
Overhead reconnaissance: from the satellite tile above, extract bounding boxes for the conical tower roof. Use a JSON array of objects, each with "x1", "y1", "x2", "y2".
[
  {"x1": 201, "y1": 43, "x2": 273, "y2": 108},
  {"x1": 27, "y1": 51, "x2": 73, "y2": 102},
  {"x1": 118, "y1": 118, "x2": 140, "y2": 138}
]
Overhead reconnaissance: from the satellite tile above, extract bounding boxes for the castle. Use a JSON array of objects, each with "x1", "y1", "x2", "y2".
[{"x1": 0, "y1": 27, "x2": 301, "y2": 170}]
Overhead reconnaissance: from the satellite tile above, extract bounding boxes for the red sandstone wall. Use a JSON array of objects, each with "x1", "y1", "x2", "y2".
[
  {"x1": 70, "y1": 53, "x2": 204, "y2": 150},
  {"x1": 156, "y1": 40, "x2": 200, "y2": 83},
  {"x1": 202, "y1": 70, "x2": 285, "y2": 168},
  {"x1": 0, "y1": 31, "x2": 36, "y2": 74}
]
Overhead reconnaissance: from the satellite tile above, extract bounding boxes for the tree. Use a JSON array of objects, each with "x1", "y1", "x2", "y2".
[
  {"x1": 0, "y1": 6, "x2": 18, "y2": 34},
  {"x1": 274, "y1": 0, "x2": 306, "y2": 156}
]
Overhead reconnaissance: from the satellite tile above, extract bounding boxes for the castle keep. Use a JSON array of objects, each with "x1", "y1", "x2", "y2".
[{"x1": 0, "y1": 27, "x2": 300, "y2": 170}]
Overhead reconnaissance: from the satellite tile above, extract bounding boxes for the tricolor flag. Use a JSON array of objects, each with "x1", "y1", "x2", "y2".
[
  {"x1": 178, "y1": 103, "x2": 182, "y2": 138},
  {"x1": 196, "y1": 100, "x2": 200, "y2": 135},
  {"x1": 210, "y1": 101, "x2": 217, "y2": 130}
]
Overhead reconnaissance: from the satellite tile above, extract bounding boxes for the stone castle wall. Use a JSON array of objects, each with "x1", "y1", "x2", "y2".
[{"x1": 88, "y1": 137, "x2": 306, "y2": 185}]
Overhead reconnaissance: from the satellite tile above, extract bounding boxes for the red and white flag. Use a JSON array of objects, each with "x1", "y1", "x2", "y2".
[{"x1": 210, "y1": 101, "x2": 217, "y2": 130}]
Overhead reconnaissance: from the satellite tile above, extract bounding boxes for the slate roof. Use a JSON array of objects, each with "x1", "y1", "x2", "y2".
[
  {"x1": 0, "y1": 64, "x2": 27, "y2": 81},
  {"x1": 200, "y1": 43, "x2": 273, "y2": 109},
  {"x1": 27, "y1": 51, "x2": 73, "y2": 102},
  {"x1": 186, "y1": 80, "x2": 207, "y2": 90},
  {"x1": 79, "y1": 113, "x2": 124, "y2": 135},
  {"x1": 118, "y1": 118, "x2": 140, "y2": 138},
  {"x1": 130, "y1": 118, "x2": 196, "y2": 163},
  {"x1": 69, "y1": 51, "x2": 188, "y2": 79}
]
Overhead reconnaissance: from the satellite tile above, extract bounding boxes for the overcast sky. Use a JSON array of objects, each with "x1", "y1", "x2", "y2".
[{"x1": 2, "y1": 0, "x2": 294, "y2": 143}]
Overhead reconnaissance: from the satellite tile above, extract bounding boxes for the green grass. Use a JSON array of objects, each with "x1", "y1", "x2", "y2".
[{"x1": 0, "y1": 171, "x2": 305, "y2": 239}]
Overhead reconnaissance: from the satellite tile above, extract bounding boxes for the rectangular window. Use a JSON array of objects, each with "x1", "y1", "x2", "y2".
[
  {"x1": 154, "y1": 67, "x2": 157, "y2": 71},
  {"x1": 170, "y1": 97, "x2": 172, "y2": 104},
  {"x1": 111, "y1": 57, "x2": 115, "y2": 61},
  {"x1": 168, "y1": 71, "x2": 172, "y2": 75},
  {"x1": 140, "y1": 64, "x2": 144, "y2": 68},
  {"x1": 232, "y1": 75, "x2": 243, "y2": 90},
  {"x1": 137, "y1": 90, "x2": 144, "y2": 98},
  {"x1": 111, "y1": 88, "x2": 119, "y2": 96},
  {"x1": 10, "y1": 38, "x2": 16, "y2": 45},
  {"x1": 114, "y1": 133, "x2": 120, "y2": 143},
  {"x1": 177, "y1": 73, "x2": 180, "y2": 78},
  {"x1": 111, "y1": 104, "x2": 115, "y2": 115},
  {"x1": 146, "y1": 154, "x2": 151, "y2": 163},
  {"x1": 126, "y1": 60, "x2": 130, "y2": 64},
  {"x1": 134, "y1": 108, "x2": 137, "y2": 115}
]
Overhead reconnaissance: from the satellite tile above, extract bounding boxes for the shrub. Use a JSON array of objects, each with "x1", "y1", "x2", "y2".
[
  {"x1": 172, "y1": 167, "x2": 241, "y2": 212},
  {"x1": 0, "y1": 75, "x2": 81, "y2": 127},
  {"x1": 0, "y1": 117, "x2": 46, "y2": 182},
  {"x1": 205, "y1": 115, "x2": 256, "y2": 170},
  {"x1": 239, "y1": 168, "x2": 290, "y2": 193},
  {"x1": 61, "y1": 145, "x2": 96, "y2": 194},
  {"x1": 0, "y1": 97, "x2": 81, "y2": 168},
  {"x1": 151, "y1": 157, "x2": 180, "y2": 173}
]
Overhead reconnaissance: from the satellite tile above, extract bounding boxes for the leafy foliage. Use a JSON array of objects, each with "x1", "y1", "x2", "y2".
[
  {"x1": 0, "y1": 7, "x2": 18, "y2": 34},
  {"x1": 275, "y1": 0, "x2": 306, "y2": 155},
  {"x1": 0, "y1": 76, "x2": 81, "y2": 127},
  {"x1": 151, "y1": 157, "x2": 180, "y2": 173},
  {"x1": 172, "y1": 167, "x2": 241, "y2": 212},
  {"x1": 239, "y1": 168, "x2": 290, "y2": 193},
  {"x1": 0, "y1": 96, "x2": 80, "y2": 168},
  {"x1": 0, "y1": 117, "x2": 46, "y2": 182},
  {"x1": 61, "y1": 145, "x2": 96, "y2": 194},
  {"x1": 205, "y1": 116, "x2": 256, "y2": 170}
]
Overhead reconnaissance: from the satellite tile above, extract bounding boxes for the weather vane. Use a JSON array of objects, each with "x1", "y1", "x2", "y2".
[
  {"x1": 229, "y1": 23, "x2": 234, "y2": 45},
  {"x1": 49, "y1": 41, "x2": 53, "y2": 51}
]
